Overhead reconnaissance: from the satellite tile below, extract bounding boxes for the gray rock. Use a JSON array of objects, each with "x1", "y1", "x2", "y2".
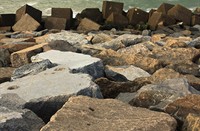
[
  {"x1": 187, "y1": 37, "x2": 200, "y2": 48},
  {"x1": 105, "y1": 65, "x2": 150, "y2": 81},
  {"x1": 0, "y1": 107, "x2": 45, "y2": 131},
  {"x1": 129, "y1": 78, "x2": 200, "y2": 111},
  {"x1": 41, "y1": 96, "x2": 177, "y2": 131},
  {"x1": 31, "y1": 50, "x2": 104, "y2": 79},
  {"x1": 0, "y1": 65, "x2": 102, "y2": 122},
  {"x1": 0, "y1": 48, "x2": 10, "y2": 67},
  {"x1": 11, "y1": 59, "x2": 56, "y2": 80},
  {"x1": 116, "y1": 92, "x2": 136, "y2": 104},
  {"x1": 48, "y1": 31, "x2": 89, "y2": 45}
]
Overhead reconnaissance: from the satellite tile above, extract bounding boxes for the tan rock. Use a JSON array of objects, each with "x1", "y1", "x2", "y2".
[
  {"x1": 0, "y1": 67, "x2": 15, "y2": 83},
  {"x1": 41, "y1": 96, "x2": 177, "y2": 131},
  {"x1": 102, "y1": 1, "x2": 124, "y2": 19},
  {"x1": 127, "y1": 8, "x2": 149, "y2": 25},
  {"x1": 182, "y1": 113, "x2": 200, "y2": 131},
  {"x1": 10, "y1": 43, "x2": 47, "y2": 67},
  {"x1": 151, "y1": 34, "x2": 166, "y2": 43},
  {"x1": 12, "y1": 14, "x2": 41, "y2": 31},
  {"x1": 168, "y1": 4, "x2": 192, "y2": 25},
  {"x1": 77, "y1": 18, "x2": 100, "y2": 31}
]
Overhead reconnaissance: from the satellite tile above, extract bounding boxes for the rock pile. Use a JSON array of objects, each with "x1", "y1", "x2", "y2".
[{"x1": 0, "y1": 1, "x2": 200, "y2": 131}]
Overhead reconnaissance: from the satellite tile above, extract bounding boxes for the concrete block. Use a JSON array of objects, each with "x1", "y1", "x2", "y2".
[
  {"x1": 106, "y1": 12, "x2": 128, "y2": 26},
  {"x1": 0, "y1": 14, "x2": 16, "y2": 26},
  {"x1": 77, "y1": 18, "x2": 100, "y2": 31},
  {"x1": 157, "y1": 3, "x2": 174, "y2": 14},
  {"x1": 45, "y1": 16, "x2": 68, "y2": 30}
]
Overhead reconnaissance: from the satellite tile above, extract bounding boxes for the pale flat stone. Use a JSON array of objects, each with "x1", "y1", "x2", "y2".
[{"x1": 31, "y1": 50, "x2": 104, "y2": 79}]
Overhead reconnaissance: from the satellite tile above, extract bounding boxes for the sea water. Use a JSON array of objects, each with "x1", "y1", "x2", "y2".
[{"x1": 0, "y1": 0, "x2": 199, "y2": 16}]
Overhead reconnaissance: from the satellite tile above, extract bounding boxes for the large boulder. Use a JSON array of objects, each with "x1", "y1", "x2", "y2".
[
  {"x1": 129, "y1": 78, "x2": 200, "y2": 111},
  {"x1": 41, "y1": 96, "x2": 177, "y2": 131},
  {"x1": 31, "y1": 50, "x2": 104, "y2": 79},
  {"x1": 167, "y1": 4, "x2": 192, "y2": 25},
  {"x1": 0, "y1": 65, "x2": 102, "y2": 123},
  {"x1": 105, "y1": 65, "x2": 150, "y2": 81}
]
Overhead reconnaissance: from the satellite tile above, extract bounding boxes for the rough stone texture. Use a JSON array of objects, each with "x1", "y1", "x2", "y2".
[
  {"x1": 0, "y1": 37, "x2": 35, "y2": 45},
  {"x1": 95, "y1": 77, "x2": 151, "y2": 98},
  {"x1": 167, "y1": 4, "x2": 192, "y2": 25},
  {"x1": 182, "y1": 113, "x2": 200, "y2": 131},
  {"x1": 157, "y1": 3, "x2": 174, "y2": 14},
  {"x1": 0, "y1": 107, "x2": 45, "y2": 131},
  {"x1": 47, "y1": 31, "x2": 88, "y2": 45},
  {"x1": 165, "y1": 95, "x2": 200, "y2": 121},
  {"x1": 16, "y1": 4, "x2": 42, "y2": 23},
  {"x1": 45, "y1": 16, "x2": 68, "y2": 30},
  {"x1": 127, "y1": 8, "x2": 149, "y2": 26},
  {"x1": 0, "y1": 48, "x2": 10, "y2": 67},
  {"x1": 106, "y1": 13, "x2": 128, "y2": 26},
  {"x1": 129, "y1": 78, "x2": 200, "y2": 111},
  {"x1": 31, "y1": 50, "x2": 104, "y2": 79},
  {"x1": 0, "y1": 67, "x2": 15, "y2": 83},
  {"x1": 187, "y1": 37, "x2": 200, "y2": 48},
  {"x1": 90, "y1": 33, "x2": 113, "y2": 44},
  {"x1": 116, "y1": 92, "x2": 136, "y2": 104},
  {"x1": 78, "y1": 8, "x2": 103, "y2": 24},
  {"x1": 41, "y1": 96, "x2": 177, "y2": 131},
  {"x1": 102, "y1": 1, "x2": 124, "y2": 19},
  {"x1": 77, "y1": 18, "x2": 101, "y2": 31},
  {"x1": 12, "y1": 14, "x2": 41, "y2": 31},
  {"x1": 11, "y1": 59, "x2": 55, "y2": 80},
  {"x1": 10, "y1": 43, "x2": 47, "y2": 67},
  {"x1": 0, "y1": 65, "x2": 102, "y2": 123},
  {"x1": 105, "y1": 65, "x2": 150, "y2": 81}
]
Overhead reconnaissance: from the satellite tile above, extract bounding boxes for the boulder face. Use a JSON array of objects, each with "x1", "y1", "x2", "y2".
[
  {"x1": 129, "y1": 78, "x2": 200, "y2": 111},
  {"x1": 31, "y1": 50, "x2": 104, "y2": 79},
  {"x1": 41, "y1": 96, "x2": 177, "y2": 131},
  {"x1": 77, "y1": 18, "x2": 101, "y2": 31}
]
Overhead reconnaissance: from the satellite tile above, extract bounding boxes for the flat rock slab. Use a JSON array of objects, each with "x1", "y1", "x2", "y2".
[
  {"x1": 31, "y1": 50, "x2": 104, "y2": 79},
  {"x1": 105, "y1": 65, "x2": 150, "y2": 81},
  {"x1": 41, "y1": 96, "x2": 177, "y2": 131}
]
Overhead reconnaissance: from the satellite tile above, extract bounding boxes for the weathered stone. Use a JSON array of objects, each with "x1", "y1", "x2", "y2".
[
  {"x1": 31, "y1": 50, "x2": 104, "y2": 79},
  {"x1": 187, "y1": 37, "x2": 200, "y2": 48},
  {"x1": 165, "y1": 94, "x2": 200, "y2": 121},
  {"x1": 41, "y1": 96, "x2": 177, "y2": 131},
  {"x1": 106, "y1": 12, "x2": 128, "y2": 26},
  {"x1": 45, "y1": 16, "x2": 68, "y2": 30},
  {"x1": 105, "y1": 65, "x2": 150, "y2": 81},
  {"x1": 157, "y1": 3, "x2": 174, "y2": 14},
  {"x1": 0, "y1": 65, "x2": 102, "y2": 122},
  {"x1": 102, "y1": 1, "x2": 124, "y2": 19},
  {"x1": 168, "y1": 4, "x2": 192, "y2": 25},
  {"x1": 129, "y1": 78, "x2": 200, "y2": 111},
  {"x1": 0, "y1": 107, "x2": 45, "y2": 130},
  {"x1": 47, "y1": 30, "x2": 89, "y2": 45},
  {"x1": 0, "y1": 14, "x2": 15, "y2": 26},
  {"x1": 77, "y1": 18, "x2": 100, "y2": 31},
  {"x1": 16, "y1": 4, "x2": 42, "y2": 23},
  {"x1": 0, "y1": 42, "x2": 36, "y2": 53},
  {"x1": 127, "y1": 8, "x2": 149, "y2": 26},
  {"x1": 0, "y1": 67, "x2": 15, "y2": 83},
  {"x1": 182, "y1": 113, "x2": 200, "y2": 131},
  {"x1": 79, "y1": 8, "x2": 103, "y2": 23},
  {"x1": 12, "y1": 14, "x2": 41, "y2": 31},
  {"x1": 10, "y1": 43, "x2": 47, "y2": 67},
  {"x1": 0, "y1": 37, "x2": 35, "y2": 45},
  {"x1": 0, "y1": 48, "x2": 10, "y2": 67},
  {"x1": 11, "y1": 59, "x2": 55, "y2": 80},
  {"x1": 192, "y1": 15, "x2": 200, "y2": 26},
  {"x1": 116, "y1": 92, "x2": 137, "y2": 104},
  {"x1": 91, "y1": 33, "x2": 113, "y2": 44}
]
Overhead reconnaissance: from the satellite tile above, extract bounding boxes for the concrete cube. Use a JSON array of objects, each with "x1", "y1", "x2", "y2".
[
  {"x1": 127, "y1": 8, "x2": 149, "y2": 25},
  {"x1": 157, "y1": 3, "x2": 174, "y2": 14},
  {"x1": 12, "y1": 14, "x2": 41, "y2": 31},
  {"x1": 45, "y1": 17, "x2": 69, "y2": 30},
  {"x1": 77, "y1": 18, "x2": 100, "y2": 31},
  {"x1": 16, "y1": 4, "x2": 42, "y2": 23},
  {"x1": 102, "y1": 1, "x2": 124, "y2": 19},
  {"x1": 192, "y1": 15, "x2": 200, "y2": 26},
  {"x1": 79, "y1": 8, "x2": 103, "y2": 23},
  {"x1": 168, "y1": 4, "x2": 192, "y2": 25},
  {"x1": 0, "y1": 14, "x2": 16, "y2": 26},
  {"x1": 106, "y1": 12, "x2": 128, "y2": 26}
]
